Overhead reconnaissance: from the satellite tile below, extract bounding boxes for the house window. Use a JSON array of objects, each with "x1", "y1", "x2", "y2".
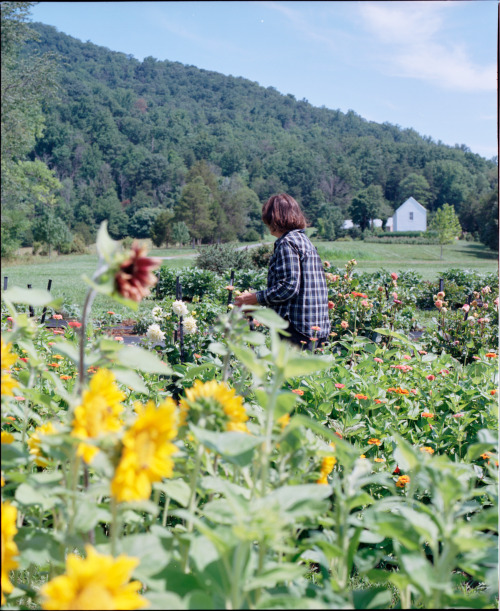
[{"x1": 409, "y1": 212, "x2": 414, "y2": 221}]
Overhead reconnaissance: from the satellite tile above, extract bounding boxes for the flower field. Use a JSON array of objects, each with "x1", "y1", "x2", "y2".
[{"x1": 1, "y1": 225, "x2": 498, "y2": 610}]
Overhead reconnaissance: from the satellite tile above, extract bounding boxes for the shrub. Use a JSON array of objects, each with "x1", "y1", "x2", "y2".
[
  {"x1": 196, "y1": 242, "x2": 253, "y2": 274},
  {"x1": 250, "y1": 243, "x2": 274, "y2": 268}
]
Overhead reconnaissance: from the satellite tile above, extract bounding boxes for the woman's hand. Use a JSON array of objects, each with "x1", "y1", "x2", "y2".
[{"x1": 234, "y1": 291, "x2": 258, "y2": 307}]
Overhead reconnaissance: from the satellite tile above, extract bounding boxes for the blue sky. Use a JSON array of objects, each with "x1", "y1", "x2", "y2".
[{"x1": 29, "y1": 1, "x2": 498, "y2": 160}]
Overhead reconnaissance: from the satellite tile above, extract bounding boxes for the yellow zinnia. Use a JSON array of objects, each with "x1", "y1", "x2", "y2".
[
  {"x1": 40, "y1": 544, "x2": 147, "y2": 610},
  {"x1": 1, "y1": 502, "x2": 19, "y2": 605},
  {"x1": 179, "y1": 379, "x2": 249, "y2": 433},
  {"x1": 1, "y1": 337, "x2": 18, "y2": 398},
  {"x1": 28, "y1": 422, "x2": 58, "y2": 467},
  {"x1": 111, "y1": 398, "x2": 179, "y2": 503}
]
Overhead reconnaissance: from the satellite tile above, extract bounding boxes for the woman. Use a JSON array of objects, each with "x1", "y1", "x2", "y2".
[{"x1": 235, "y1": 193, "x2": 330, "y2": 349}]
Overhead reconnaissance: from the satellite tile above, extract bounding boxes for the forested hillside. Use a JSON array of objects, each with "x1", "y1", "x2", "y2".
[{"x1": 2, "y1": 8, "x2": 498, "y2": 256}]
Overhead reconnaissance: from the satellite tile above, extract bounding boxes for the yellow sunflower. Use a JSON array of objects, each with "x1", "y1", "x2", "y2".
[
  {"x1": 111, "y1": 398, "x2": 179, "y2": 503},
  {"x1": 179, "y1": 379, "x2": 249, "y2": 433},
  {"x1": 71, "y1": 369, "x2": 126, "y2": 464},
  {"x1": 28, "y1": 421, "x2": 58, "y2": 467},
  {"x1": 1, "y1": 337, "x2": 18, "y2": 398},
  {"x1": 1, "y1": 502, "x2": 19, "y2": 605},
  {"x1": 40, "y1": 545, "x2": 147, "y2": 610}
]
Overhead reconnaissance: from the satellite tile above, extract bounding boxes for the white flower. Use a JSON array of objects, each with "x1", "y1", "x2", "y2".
[
  {"x1": 172, "y1": 300, "x2": 189, "y2": 317},
  {"x1": 151, "y1": 306, "x2": 164, "y2": 321},
  {"x1": 182, "y1": 316, "x2": 198, "y2": 335},
  {"x1": 146, "y1": 323, "x2": 166, "y2": 343}
]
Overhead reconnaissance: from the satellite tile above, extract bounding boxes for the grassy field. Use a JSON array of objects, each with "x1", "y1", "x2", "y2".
[{"x1": 1, "y1": 240, "x2": 497, "y2": 320}]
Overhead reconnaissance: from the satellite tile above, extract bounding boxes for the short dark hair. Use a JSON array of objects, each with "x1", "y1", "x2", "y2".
[{"x1": 262, "y1": 193, "x2": 307, "y2": 233}]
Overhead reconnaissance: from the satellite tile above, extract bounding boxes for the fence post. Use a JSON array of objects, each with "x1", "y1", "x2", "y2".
[
  {"x1": 174, "y1": 276, "x2": 180, "y2": 343},
  {"x1": 227, "y1": 270, "x2": 235, "y2": 308},
  {"x1": 439, "y1": 278, "x2": 444, "y2": 293},
  {"x1": 3, "y1": 277, "x2": 7, "y2": 291},
  {"x1": 27, "y1": 284, "x2": 35, "y2": 317},
  {"x1": 40, "y1": 279, "x2": 52, "y2": 324}
]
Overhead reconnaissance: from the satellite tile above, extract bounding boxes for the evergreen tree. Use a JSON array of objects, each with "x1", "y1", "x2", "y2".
[{"x1": 174, "y1": 177, "x2": 214, "y2": 242}]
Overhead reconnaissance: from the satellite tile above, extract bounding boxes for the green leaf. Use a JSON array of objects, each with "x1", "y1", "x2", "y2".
[
  {"x1": 96, "y1": 220, "x2": 121, "y2": 263},
  {"x1": 144, "y1": 592, "x2": 186, "y2": 611},
  {"x1": 114, "y1": 345, "x2": 172, "y2": 374},
  {"x1": 16, "y1": 528, "x2": 63, "y2": 568},
  {"x1": 251, "y1": 307, "x2": 289, "y2": 329},
  {"x1": 255, "y1": 484, "x2": 332, "y2": 518},
  {"x1": 228, "y1": 342, "x2": 267, "y2": 379},
  {"x1": 244, "y1": 564, "x2": 306, "y2": 591},
  {"x1": 352, "y1": 588, "x2": 393, "y2": 609},
  {"x1": 154, "y1": 479, "x2": 191, "y2": 507},
  {"x1": 111, "y1": 368, "x2": 148, "y2": 394},
  {"x1": 2, "y1": 287, "x2": 61, "y2": 307},
  {"x1": 392, "y1": 434, "x2": 420, "y2": 471},
  {"x1": 189, "y1": 424, "x2": 264, "y2": 467},
  {"x1": 283, "y1": 355, "x2": 331, "y2": 379}
]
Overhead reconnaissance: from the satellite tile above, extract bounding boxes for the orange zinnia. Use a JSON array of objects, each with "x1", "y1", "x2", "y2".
[
  {"x1": 421, "y1": 412, "x2": 434, "y2": 418},
  {"x1": 396, "y1": 475, "x2": 410, "y2": 487},
  {"x1": 368, "y1": 438, "x2": 381, "y2": 446},
  {"x1": 485, "y1": 353, "x2": 497, "y2": 358},
  {"x1": 354, "y1": 393, "x2": 368, "y2": 400}
]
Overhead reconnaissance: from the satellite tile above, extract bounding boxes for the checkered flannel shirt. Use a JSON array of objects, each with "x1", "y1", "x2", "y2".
[{"x1": 256, "y1": 229, "x2": 331, "y2": 338}]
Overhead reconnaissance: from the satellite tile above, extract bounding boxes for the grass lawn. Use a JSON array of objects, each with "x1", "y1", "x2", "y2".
[{"x1": 1, "y1": 240, "x2": 497, "y2": 320}]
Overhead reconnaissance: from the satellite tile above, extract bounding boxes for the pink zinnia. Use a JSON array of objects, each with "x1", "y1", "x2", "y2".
[
  {"x1": 340, "y1": 321, "x2": 349, "y2": 329},
  {"x1": 68, "y1": 321, "x2": 82, "y2": 328},
  {"x1": 462, "y1": 304, "x2": 470, "y2": 312},
  {"x1": 391, "y1": 272, "x2": 398, "y2": 281},
  {"x1": 426, "y1": 374, "x2": 435, "y2": 381},
  {"x1": 335, "y1": 383, "x2": 345, "y2": 389},
  {"x1": 435, "y1": 300, "x2": 443, "y2": 309},
  {"x1": 374, "y1": 357, "x2": 383, "y2": 363}
]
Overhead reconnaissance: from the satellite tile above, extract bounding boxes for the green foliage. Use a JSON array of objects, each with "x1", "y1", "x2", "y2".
[
  {"x1": 196, "y1": 243, "x2": 253, "y2": 274},
  {"x1": 348, "y1": 185, "x2": 385, "y2": 232},
  {"x1": 250, "y1": 243, "x2": 274, "y2": 268},
  {"x1": 431, "y1": 203, "x2": 463, "y2": 259}
]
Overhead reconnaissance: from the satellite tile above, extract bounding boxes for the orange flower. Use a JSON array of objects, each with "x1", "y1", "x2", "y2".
[
  {"x1": 490, "y1": 390, "x2": 497, "y2": 395},
  {"x1": 60, "y1": 375, "x2": 72, "y2": 380},
  {"x1": 421, "y1": 412, "x2": 434, "y2": 418},
  {"x1": 334, "y1": 431, "x2": 343, "y2": 439},
  {"x1": 115, "y1": 241, "x2": 161, "y2": 302},
  {"x1": 374, "y1": 457, "x2": 385, "y2": 463},
  {"x1": 420, "y1": 446, "x2": 435, "y2": 454},
  {"x1": 354, "y1": 393, "x2": 368, "y2": 400},
  {"x1": 311, "y1": 325, "x2": 321, "y2": 332},
  {"x1": 394, "y1": 388, "x2": 410, "y2": 395},
  {"x1": 292, "y1": 389, "x2": 304, "y2": 396},
  {"x1": 485, "y1": 353, "x2": 497, "y2": 358},
  {"x1": 368, "y1": 438, "x2": 382, "y2": 446},
  {"x1": 68, "y1": 321, "x2": 82, "y2": 328},
  {"x1": 396, "y1": 475, "x2": 410, "y2": 487},
  {"x1": 49, "y1": 363, "x2": 60, "y2": 368},
  {"x1": 480, "y1": 452, "x2": 493, "y2": 460}
]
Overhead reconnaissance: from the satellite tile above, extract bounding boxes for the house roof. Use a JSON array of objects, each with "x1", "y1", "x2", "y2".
[{"x1": 397, "y1": 197, "x2": 427, "y2": 213}]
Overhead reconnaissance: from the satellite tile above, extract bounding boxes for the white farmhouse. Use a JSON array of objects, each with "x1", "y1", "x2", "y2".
[{"x1": 389, "y1": 197, "x2": 427, "y2": 232}]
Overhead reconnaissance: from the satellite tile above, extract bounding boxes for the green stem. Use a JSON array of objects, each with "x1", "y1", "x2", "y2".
[
  {"x1": 110, "y1": 496, "x2": 120, "y2": 556},
  {"x1": 77, "y1": 288, "x2": 97, "y2": 398},
  {"x1": 162, "y1": 497, "x2": 170, "y2": 528}
]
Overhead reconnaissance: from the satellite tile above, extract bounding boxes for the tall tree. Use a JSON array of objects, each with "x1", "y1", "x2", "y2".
[
  {"x1": 174, "y1": 177, "x2": 214, "y2": 242},
  {"x1": 348, "y1": 185, "x2": 384, "y2": 232},
  {"x1": 431, "y1": 203, "x2": 462, "y2": 259},
  {"x1": 1, "y1": 2, "x2": 58, "y2": 255}
]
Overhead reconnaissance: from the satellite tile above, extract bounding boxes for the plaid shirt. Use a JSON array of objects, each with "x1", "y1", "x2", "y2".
[{"x1": 256, "y1": 229, "x2": 330, "y2": 338}]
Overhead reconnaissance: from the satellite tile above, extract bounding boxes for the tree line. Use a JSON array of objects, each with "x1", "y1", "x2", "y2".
[{"x1": 1, "y1": 4, "x2": 498, "y2": 257}]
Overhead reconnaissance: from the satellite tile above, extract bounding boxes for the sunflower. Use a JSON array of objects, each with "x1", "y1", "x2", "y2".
[
  {"x1": 1, "y1": 502, "x2": 19, "y2": 605},
  {"x1": 1, "y1": 337, "x2": 18, "y2": 398},
  {"x1": 40, "y1": 545, "x2": 147, "y2": 610},
  {"x1": 179, "y1": 379, "x2": 249, "y2": 433},
  {"x1": 71, "y1": 369, "x2": 126, "y2": 464},
  {"x1": 111, "y1": 398, "x2": 179, "y2": 503}
]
